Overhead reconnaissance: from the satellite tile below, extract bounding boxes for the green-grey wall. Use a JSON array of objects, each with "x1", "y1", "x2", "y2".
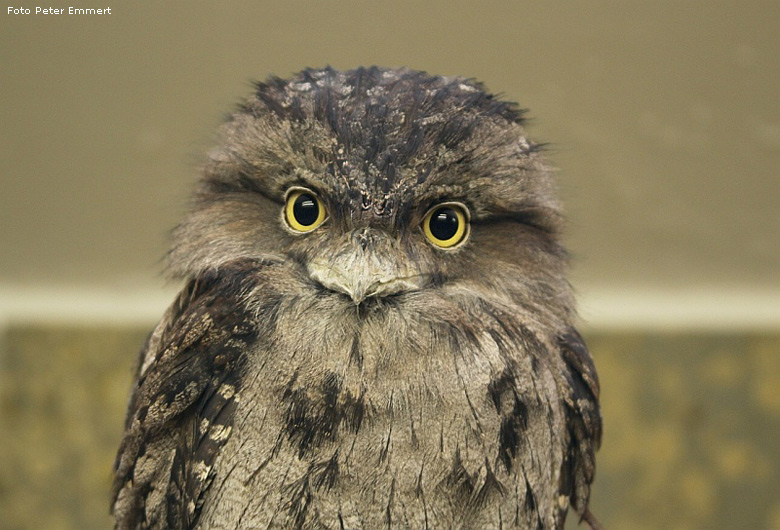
[{"x1": 2, "y1": 1, "x2": 778, "y2": 295}]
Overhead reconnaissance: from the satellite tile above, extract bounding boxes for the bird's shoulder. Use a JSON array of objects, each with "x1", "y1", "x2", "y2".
[
  {"x1": 556, "y1": 328, "x2": 602, "y2": 524},
  {"x1": 112, "y1": 260, "x2": 269, "y2": 529}
]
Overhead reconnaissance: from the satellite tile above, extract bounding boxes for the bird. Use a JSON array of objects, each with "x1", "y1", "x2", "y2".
[{"x1": 111, "y1": 66, "x2": 602, "y2": 530}]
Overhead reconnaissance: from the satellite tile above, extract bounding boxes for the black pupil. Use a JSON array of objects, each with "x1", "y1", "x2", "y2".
[
  {"x1": 293, "y1": 194, "x2": 319, "y2": 226},
  {"x1": 429, "y1": 208, "x2": 459, "y2": 241}
]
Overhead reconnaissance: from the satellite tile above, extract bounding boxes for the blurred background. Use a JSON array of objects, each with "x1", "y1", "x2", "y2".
[{"x1": 1, "y1": 1, "x2": 778, "y2": 529}]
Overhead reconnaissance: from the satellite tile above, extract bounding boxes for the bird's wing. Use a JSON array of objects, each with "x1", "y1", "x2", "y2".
[
  {"x1": 557, "y1": 328, "x2": 602, "y2": 526},
  {"x1": 111, "y1": 261, "x2": 264, "y2": 530}
]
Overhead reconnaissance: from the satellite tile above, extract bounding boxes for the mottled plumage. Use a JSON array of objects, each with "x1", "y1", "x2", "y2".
[{"x1": 112, "y1": 66, "x2": 602, "y2": 529}]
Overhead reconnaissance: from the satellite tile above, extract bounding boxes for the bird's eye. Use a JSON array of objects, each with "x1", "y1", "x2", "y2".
[
  {"x1": 285, "y1": 188, "x2": 327, "y2": 232},
  {"x1": 422, "y1": 203, "x2": 469, "y2": 249}
]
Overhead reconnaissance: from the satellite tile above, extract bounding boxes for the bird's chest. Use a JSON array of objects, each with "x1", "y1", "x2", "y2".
[{"x1": 197, "y1": 314, "x2": 567, "y2": 529}]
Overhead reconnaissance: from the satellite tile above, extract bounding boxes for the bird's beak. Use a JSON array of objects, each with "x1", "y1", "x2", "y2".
[
  {"x1": 308, "y1": 262, "x2": 422, "y2": 303},
  {"x1": 306, "y1": 229, "x2": 423, "y2": 304}
]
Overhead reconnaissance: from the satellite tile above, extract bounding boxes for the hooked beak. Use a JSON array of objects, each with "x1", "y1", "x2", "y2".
[
  {"x1": 306, "y1": 229, "x2": 423, "y2": 304},
  {"x1": 308, "y1": 259, "x2": 423, "y2": 304}
]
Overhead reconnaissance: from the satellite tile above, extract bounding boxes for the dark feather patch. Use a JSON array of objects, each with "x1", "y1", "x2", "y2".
[
  {"x1": 523, "y1": 477, "x2": 544, "y2": 530},
  {"x1": 310, "y1": 450, "x2": 340, "y2": 491},
  {"x1": 487, "y1": 369, "x2": 529, "y2": 472},
  {"x1": 472, "y1": 460, "x2": 506, "y2": 509},
  {"x1": 284, "y1": 474, "x2": 313, "y2": 529},
  {"x1": 282, "y1": 371, "x2": 365, "y2": 457},
  {"x1": 442, "y1": 447, "x2": 475, "y2": 501},
  {"x1": 557, "y1": 329, "x2": 602, "y2": 517},
  {"x1": 111, "y1": 260, "x2": 268, "y2": 530}
]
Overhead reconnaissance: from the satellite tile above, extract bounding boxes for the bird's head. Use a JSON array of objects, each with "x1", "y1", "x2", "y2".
[{"x1": 168, "y1": 67, "x2": 571, "y2": 319}]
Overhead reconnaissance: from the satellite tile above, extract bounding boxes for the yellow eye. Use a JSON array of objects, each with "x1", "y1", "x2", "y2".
[
  {"x1": 285, "y1": 188, "x2": 327, "y2": 232},
  {"x1": 422, "y1": 202, "x2": 469, "y2": 248}
]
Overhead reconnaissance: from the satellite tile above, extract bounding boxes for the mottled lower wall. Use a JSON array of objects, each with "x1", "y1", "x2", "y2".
[
  {"x1": 0, "y1": 327, "x2": 147, "y2": 530},
  {"x1": 576, "y1": 334, "x2": 780, "y2": 530},
  {"x1": 0, "y1": 326, "x2": 778, "y2": 530}
]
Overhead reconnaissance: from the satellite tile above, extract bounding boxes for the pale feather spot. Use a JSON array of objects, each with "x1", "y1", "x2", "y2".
[
  {"x1": 558, "y1": 495, "x2": 569, "y2": 509},
  {"x1": 192, "y1": 460, "x2": 211, "y2": 483},
  {"x1": 218, "y1": 384, "x2": 236, "y2": 399},
  {"x1": 210, "y1": 424, "x2": 233, "y2": 442}
]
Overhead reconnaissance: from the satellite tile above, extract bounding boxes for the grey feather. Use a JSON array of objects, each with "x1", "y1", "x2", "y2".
[{"x1": 113, "y1": 66, "x2": 602, "y2": 530}]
